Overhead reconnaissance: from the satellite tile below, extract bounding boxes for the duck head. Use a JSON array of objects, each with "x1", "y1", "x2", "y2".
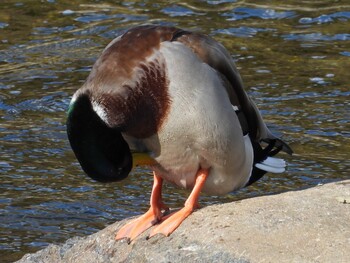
[{"x1": 66, "y1": 92, "x2": 132, "y2": 182}]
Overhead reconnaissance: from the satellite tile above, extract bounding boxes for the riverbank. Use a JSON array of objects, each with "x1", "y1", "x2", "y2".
[{"x1": 17, "y1": 180, "x2": 350, "y2": 263}]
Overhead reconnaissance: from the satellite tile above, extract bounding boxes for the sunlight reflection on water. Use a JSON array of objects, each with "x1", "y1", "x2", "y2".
[{"x1": 0, "y1": 1, "x2": 349, "y2": 262}]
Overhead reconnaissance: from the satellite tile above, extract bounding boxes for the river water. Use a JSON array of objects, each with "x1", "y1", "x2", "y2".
[{"x1": 0, "y1": 1, "x2": 349, "y2": 262}]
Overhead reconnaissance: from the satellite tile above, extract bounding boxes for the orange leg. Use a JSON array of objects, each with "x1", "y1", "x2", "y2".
[
  {"x1": 115, "y1": 172, "x2": 167, "y2": 242},
  {"x1": 148, "y1": 168, "x2": 209, "y2": 238}
]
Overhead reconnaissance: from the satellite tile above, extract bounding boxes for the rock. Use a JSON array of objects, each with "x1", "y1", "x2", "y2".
[{"x1": 16, "y1": 180, "x2": 350, "y2": 263}]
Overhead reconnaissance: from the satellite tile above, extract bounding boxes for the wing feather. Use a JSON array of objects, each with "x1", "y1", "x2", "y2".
[{"x1": 172, "y1": 31, "x2": 292, "y2": 154}]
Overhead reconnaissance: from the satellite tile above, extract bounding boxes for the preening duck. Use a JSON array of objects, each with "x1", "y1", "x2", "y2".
[{"x1": 67, "y1": 25, "x2": 292, "y2": 242}]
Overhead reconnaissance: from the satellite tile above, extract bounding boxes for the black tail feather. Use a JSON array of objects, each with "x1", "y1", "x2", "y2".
[{"x1": 245, "y1": 139, "x2": 285, "y2": 187}]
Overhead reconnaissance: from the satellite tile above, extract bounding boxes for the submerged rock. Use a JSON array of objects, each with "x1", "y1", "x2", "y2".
[{"x1": 17, "y1": 180, "x2": 350, "y2": 263}]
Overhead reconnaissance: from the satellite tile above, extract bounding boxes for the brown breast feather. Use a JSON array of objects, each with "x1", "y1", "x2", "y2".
[
  {"x1": 81, "y1": 25, "x2": 279, "y2": 147},
  {"x1": 83, "y1": 25, "x2": 187, "y2": 138}
]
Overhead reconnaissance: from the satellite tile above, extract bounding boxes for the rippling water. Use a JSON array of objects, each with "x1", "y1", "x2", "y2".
[{"x1": 1, "y1": 1, "x2": 349, "y2": 262}]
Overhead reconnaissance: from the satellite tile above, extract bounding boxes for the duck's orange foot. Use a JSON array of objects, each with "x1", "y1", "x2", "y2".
[
  {"x1": 148, "y1": 205, "x2": 193, "y2": 238},
  {"x1": 116, "y1": 172, "x2": 168, "y2": 243},
  {"x1": 148, "y1": 168, "x2": 208, "y2": 238},
  {"x1": 115, "y1": 207, "x2": 163, "y2": 243}
]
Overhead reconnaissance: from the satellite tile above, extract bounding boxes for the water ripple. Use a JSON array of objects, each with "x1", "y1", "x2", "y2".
[
  {"x1": 214, "y1": 26, "x2": 275, "y2": 37},
  {"x1": 223, "y1": 7, "x2": 295, "y2": 21},
  {"x1": 161, "y1": 5, "x2": 201, "y2": 17},
  {"x1": 14, "y1": 93, "x2": 70, "y2": 113},
  {"x1": 299, "y1": 11, "x2": 350, "y2": 24},
  {"x1": 283, "y1": 33, "x2": 350, "y2": 42},
  {"x1": 1, "y1": 1, "x2": 350, "y2": 262}
]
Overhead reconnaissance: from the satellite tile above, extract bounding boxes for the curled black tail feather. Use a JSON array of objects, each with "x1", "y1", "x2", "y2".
[{"x1": 245, "y1": 139, "x2": 284, "y2": 187}]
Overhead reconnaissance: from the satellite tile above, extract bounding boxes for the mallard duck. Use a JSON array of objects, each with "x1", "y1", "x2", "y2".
[{"x1": 66, "y1": 25, "x2": 292, "y2": 242}]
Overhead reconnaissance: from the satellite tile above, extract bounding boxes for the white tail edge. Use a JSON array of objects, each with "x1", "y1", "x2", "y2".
[{"x1": 255, "y1": 157, "x2": 286, "y2": 173}]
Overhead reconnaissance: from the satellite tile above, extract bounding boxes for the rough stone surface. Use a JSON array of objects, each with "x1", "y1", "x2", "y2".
[{"x1": 17, "y1": 180, "x2": 350, "y2": 263}]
